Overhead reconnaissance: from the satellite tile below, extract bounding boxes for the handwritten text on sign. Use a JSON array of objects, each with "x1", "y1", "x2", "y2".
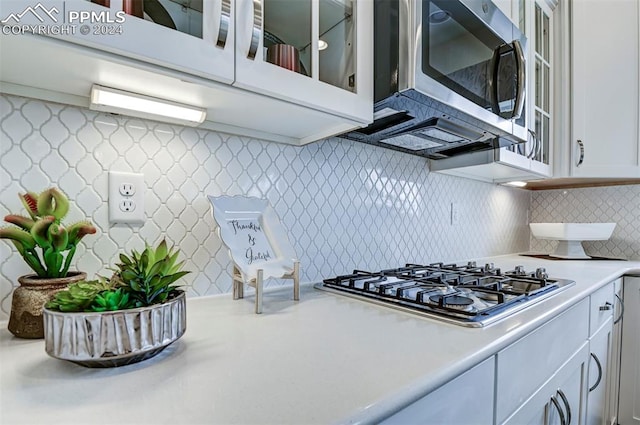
[{"x1": 230, "y1": 219, "x2": 273, "y2": 265}]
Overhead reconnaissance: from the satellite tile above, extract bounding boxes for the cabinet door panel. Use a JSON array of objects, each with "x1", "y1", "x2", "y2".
[
  {"x1": 586, "y1": 318, "x2": 612, "y2": 425},
  {"x1": 571, "y1": 0, "x2": 640, "y2": 177},
  {"x1": 47, "y1": 0, "x2": 236, "y2": 83},
  {"x1": 502, "y1": 343, "x2": 588, "y2": 425}
]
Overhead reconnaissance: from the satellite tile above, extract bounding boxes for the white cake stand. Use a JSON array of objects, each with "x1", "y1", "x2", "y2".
[{"x1": 529, "y1": 223, "x2": 617, "y2": 259}]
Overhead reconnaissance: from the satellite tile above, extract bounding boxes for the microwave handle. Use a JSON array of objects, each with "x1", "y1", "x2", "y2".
[
  {"x1": 490, "y1": 41, "x2": 526, "y2": 120},
  {"x1": 512, "y1": 40, "x2": 526, "y2": 120}
]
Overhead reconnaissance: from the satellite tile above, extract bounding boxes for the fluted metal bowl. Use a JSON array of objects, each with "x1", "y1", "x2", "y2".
[{"x1": 43, "y1": 291, "x2": 186, "y2": 368}]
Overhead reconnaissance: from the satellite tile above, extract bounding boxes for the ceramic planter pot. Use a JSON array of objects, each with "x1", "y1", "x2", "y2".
[
  {"x1": 8, "y1": 271, "x2": 87, "y2": 339},
  {"x1": 43, "y1": 290, "x2": 186, "y2": 368}
]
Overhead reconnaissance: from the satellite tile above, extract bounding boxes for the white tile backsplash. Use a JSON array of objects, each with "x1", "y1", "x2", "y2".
[
  {"x1": 530, "y1": 185, "x2": 640, "y2": 259},
  {"x1": 0, "y1": 94, "x2": 531, "y2": 320}
]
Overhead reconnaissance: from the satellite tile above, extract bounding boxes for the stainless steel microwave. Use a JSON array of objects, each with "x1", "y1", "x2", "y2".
[{"x1": 340, "y1": 0, "x2": 528, "y2": 160}]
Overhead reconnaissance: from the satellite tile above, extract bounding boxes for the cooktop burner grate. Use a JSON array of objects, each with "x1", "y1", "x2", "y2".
[{"x1": 317, "y1": 262, "x2": 575, "y2": 327}]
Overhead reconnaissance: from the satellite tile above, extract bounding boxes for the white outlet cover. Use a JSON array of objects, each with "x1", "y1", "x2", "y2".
[{"x1": 109, "y1": 171, "x2": 145, "y2": 224}]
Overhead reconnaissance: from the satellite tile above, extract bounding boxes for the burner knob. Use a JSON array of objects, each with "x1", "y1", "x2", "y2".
[
  {"x1": 514, "y1": 265, "x2": 526, "y2": 276},
  {"x1": 535, "y1": 267, "x2": 548, "y2": 279},
  {"x1": 484, "y1": 263, "x2": 495, "y2": 272},
  {"x1": 467, "y1": 261, "x2": 477, "y2": 268}
]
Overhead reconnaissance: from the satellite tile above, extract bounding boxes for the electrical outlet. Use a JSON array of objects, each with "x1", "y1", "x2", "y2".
[
  {"x1": 109, "y1": 171, "x2": 144, "y2": 224},
  {"x1": 450, "y1": 202, "x2": 460, "y2": 226},
  {"x1": 119, "y1": 199, "x2": 136, "y2": 212},
  {"x1": 119, "y1": 183, "x2": 135, "y2": 196}
]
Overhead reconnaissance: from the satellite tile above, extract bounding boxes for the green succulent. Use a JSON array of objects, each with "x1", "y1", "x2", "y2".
[
  {"x1": 0, "y1": 188, "x2": 97, "y2": 278},
  {"x1": 113, "y1": 239, "x2": 190, "y2": 308},
  {"x1": 90, "y1": 289, "x2": 133, "y2": 312},
  {"x1": 46, "y1": 278, "x2": 114, "y2": 312},
  {"x1": 45, "y1": 240, "x2": 189, "y2": 313}
]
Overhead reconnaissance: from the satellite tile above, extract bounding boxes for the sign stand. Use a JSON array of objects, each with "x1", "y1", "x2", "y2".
[
  {"x1": 208, "y1": 195, "x2": 301, "y2": 314},
  {"x1": 232, "y1": 261, "x2": 300, "y2": 314}
]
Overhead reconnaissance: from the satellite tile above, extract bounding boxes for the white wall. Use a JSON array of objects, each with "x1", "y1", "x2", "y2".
[{"x1": 0, "y1": 94, "x2": 531, "y2": 321}]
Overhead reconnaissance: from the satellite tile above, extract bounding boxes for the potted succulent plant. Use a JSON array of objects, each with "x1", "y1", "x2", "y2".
[
  {"x1": 0, "y1": 188, "x2": 97, "y2": 338},
  {"x1": 43, "y1": 239, "x2": 190, "y2": 368}
]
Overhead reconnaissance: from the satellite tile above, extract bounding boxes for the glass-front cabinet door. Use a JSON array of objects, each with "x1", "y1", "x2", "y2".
[
  {"x1": 36, "y1": 0, "x2": 235, "y2": 83},
  {"x1": 528, "y1": 0, "x2": 553, "y2": 176},
  {"x1": 498, "y1": 0, "x2": 554, "y2": 178},
  {"x1": 234, "y1": 0, "x2": 372, "y2": 123}
]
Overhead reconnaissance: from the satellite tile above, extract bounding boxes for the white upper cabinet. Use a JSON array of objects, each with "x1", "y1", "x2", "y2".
[
  {"x1": 234, "y1": 0, "x2": 372, "y2": 122},
  {"x1": 0, "y1": 0, "x2": 372, "y2": 144},
  {"x1": 569, "y1": 0, "x2": 640, "y2": 178},
  {"x1": 12, "y1": 0, "x2": 236, "y2": 84}
]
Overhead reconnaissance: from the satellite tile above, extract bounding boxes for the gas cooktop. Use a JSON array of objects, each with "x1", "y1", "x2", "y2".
[{"x1": 317, "y1": 262, "x2": 575, "y2": 327}]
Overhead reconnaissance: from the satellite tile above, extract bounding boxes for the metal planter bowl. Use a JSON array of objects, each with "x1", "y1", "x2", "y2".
[{"x1": 43, "y1": 291, "x2": 186, "y2": 368}]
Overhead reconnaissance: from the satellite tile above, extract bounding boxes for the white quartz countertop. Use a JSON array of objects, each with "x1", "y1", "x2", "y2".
[{"x1": 1, "y1": 255, "x2": 639, "y2": 425}]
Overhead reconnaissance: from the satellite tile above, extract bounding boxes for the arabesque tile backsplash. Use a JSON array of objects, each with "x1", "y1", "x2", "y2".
[
  {"x1": 0, "y1": 94, "x2": 533, "y2": 321},
  {"x1": 530, "y1": 185, "x2": 640, "y2": 260}
]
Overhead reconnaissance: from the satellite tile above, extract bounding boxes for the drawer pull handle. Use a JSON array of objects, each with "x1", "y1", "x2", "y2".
[
  {"x1": 589, "y1": 352, "x2": 603, "y2": 392},
  {"x1": 614, "y1": 294, "x2": 624, "y2": 324},
  {"x1": 599, "y1": 301, "x2": 612, "y2": 311},
  {"x1": 557, "y1": 389, "x2": 572, "y2": 425},
  {"x1": 550, "y1": 395, "x2": 567, "y2": 425}
]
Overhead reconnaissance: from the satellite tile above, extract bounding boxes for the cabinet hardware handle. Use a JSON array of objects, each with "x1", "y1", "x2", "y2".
[
  {"x1": 589, "y1": 352, "x2": 603, "y2": 392},
  {"x1": 550, "y1": 395, "x2": 566, "y2": 425},
  {"x1": 576, "y1": 139, "x2": 585, "y2": 167},
  {"x1": 247, "y1": 0, "x2": 263, "y2": 59},
  {"x1": 216, "y1": 0, "x2": 232, "y2": 48},
  {"x1": 614, "y1": 293, "x2": 624, "y2": 324},
  {"x1": 526, "y1": 129, "x2": 539, "y2": 159},
  {"x1": 557, "y1": 389, "x2": 572, "y2": 425},
  {"x1": 599, "y1": 301, "x2": 612, "y2": 311}
]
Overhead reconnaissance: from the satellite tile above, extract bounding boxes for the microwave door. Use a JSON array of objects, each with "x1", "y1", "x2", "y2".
[{"x1": 422, "y1": 0, "x2": 501, "y2": 110}]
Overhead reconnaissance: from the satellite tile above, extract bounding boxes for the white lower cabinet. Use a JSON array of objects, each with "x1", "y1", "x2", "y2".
[
  {"x1": 380, "y1": 357, "x2": 495, "y2": 425},
  {"x1": 502, "y1": 343, "x2": 589, "y2": 425},
  {"x1": 381, "y1": 278, "x2": 632, "y2": 425},
  {"x1": 496, "y1": 299, "x2": 589, "y2": 423},
  {"x1": 618, "y1": 276, "x2": 640, "y2": 424},
  {"x1": 586, "y1": 282, "x2": 615, "y2": 425}
]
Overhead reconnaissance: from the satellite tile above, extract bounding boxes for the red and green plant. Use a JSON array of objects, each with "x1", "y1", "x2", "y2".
[{"x1": 0, "y1": 188, "x2": 97, "y2": 278}]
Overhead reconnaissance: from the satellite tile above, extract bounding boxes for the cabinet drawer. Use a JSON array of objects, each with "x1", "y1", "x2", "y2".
[
  {"x1": 590, "y1": 283, "x2": 614, "y2": 336},
  {"x1": 381, "y1": 357, "x2": 495, "y2": 425},
  {"x1": 496, "y1": 299, "x2": 589, "y2": 423}
]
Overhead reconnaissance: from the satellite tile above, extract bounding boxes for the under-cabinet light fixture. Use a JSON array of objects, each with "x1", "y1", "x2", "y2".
[
  {"x1": 89, "y1": 85, "x2": 206, "y2": 126},
  {"x1": 503, "y1": 181, "x2": 528, "y2": 187},
  {"x1": 318, "y1": 39, "x2": 328, "y2": 50}
]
